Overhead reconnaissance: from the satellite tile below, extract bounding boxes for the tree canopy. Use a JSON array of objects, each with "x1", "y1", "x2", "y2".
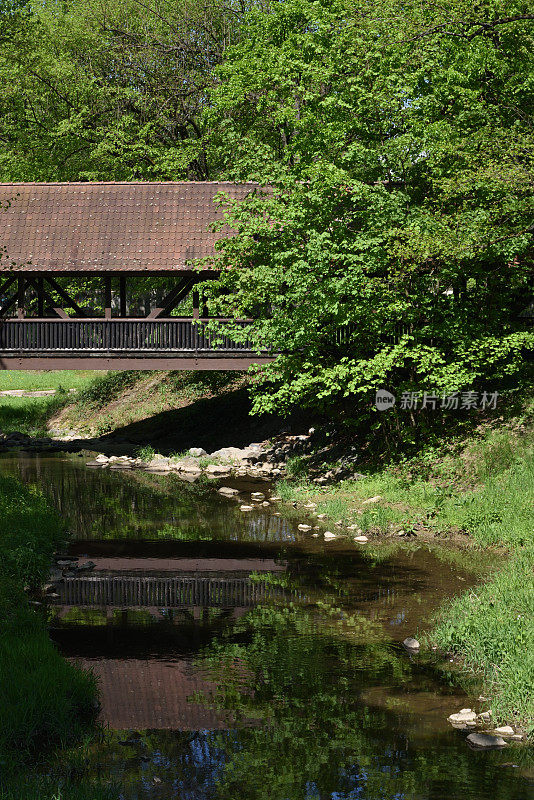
[{"x1": 0, "y1": 0, "x2": 532, "y2": 420}]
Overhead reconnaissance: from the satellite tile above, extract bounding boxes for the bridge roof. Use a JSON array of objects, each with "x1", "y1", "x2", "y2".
[{"x1": 0, "y1": 181, "x2": 257, "y2": 273}]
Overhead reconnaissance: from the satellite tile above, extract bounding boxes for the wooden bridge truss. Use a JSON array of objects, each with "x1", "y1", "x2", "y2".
[{"x1": 0, "y1": 273, "x2": 271, "y2": 370}]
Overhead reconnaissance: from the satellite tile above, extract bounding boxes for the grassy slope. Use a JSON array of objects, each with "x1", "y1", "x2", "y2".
[
  {"x1": 0, "y1": 473, "x2": 113, "y2": 799},
  {"x1": 278, "y1": 401, "x2": 534, "y2": 730},
  {"x1": 0, "y1": 370, "x2": 100, "y2": 437}
]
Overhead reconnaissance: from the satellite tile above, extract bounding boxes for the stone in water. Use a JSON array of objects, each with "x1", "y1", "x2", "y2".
[{"x1": 466, "y1": 732, "x2": 507, "y2": 749}]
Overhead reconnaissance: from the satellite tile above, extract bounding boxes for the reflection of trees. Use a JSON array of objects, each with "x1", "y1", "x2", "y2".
[
  {"x1": 190, "y1": 604, "x2": 531, "y2": 800},
  {"x1": 0, "y1": 456, "x2": 293, "y2": 542}
]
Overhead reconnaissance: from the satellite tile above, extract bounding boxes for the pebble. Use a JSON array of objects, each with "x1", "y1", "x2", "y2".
[
  {"x1": 323, "y1": 531, "x2": 336, "y2": 540},
  {"x1": 218, "y1": 487, "x2": 239, "y2": 497},
  {"x1": 270, "y1": 496, "x2": 282, "y2": 502},
  {"x1": 239, "y1": 505, "x2": 254, "y2": 511},
  {"x1": 494, "y1": 726, "x2": 515, "y2": 736},
  {"x1": 262, "y1": 501, "x2": 270, "y2": 507},
  {"x1": 362, "y1": 495, "x2": 382, "y2": 505},
  {"x1": 403, "y1": 637, "x2": 420, "y2": 651},
  {"x1": 354, "y1": 535, "x2": 369, "y2": 543},
  {"x1": 298, "y1": 524, "x2": 312, "y2": 532},
  {"x1": 251, "y1": 492, "x2": 265, "y2": 501}
]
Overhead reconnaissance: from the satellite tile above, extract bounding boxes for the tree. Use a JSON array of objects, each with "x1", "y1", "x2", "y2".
[
  {"x1": 201, "y1": 0, "x2": 534, "y2": 422},
  {"x1": 0, "y1": 0, "x2": 249, "y2": 180}
]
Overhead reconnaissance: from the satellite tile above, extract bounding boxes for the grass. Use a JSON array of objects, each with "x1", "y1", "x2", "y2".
[
  {"x1": 0, "y1": 371, "x2": 101, "y2": 436},
  {"x1": 0, "y1": 473, "x2": 100, "y2": 780},
  {"x1": 431, "y1": 550, "x2": 534, "y2": 730},
  {"x1": 0, "y1": 370, "x2": 100, "y2": 392},
  {"x1": 276, "y1": 398, "x2": 534, "y2": 730}
]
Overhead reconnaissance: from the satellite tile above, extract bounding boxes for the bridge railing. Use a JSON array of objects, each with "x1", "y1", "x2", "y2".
[{"x1": 0, "y1": 318, "x2": 256, "y2": 354}]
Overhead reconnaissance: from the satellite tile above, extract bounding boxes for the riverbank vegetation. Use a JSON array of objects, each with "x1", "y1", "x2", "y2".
[{"x1": 0, "y1": 473, "x2": 109, "y2": 798}]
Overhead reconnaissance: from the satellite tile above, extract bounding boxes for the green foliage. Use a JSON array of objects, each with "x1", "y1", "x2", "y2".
[
  {"x1": 135, "y1": 444, "x2": 155, "y2": 462},
  {"x1": 0, "y1": 473, "x2": 65, "y2": 586},
  {"x1": 201, "y1": 0, "x2": 533, "y2": 415},
  {"x1": 0, "y1": 0, "x2": 247, "y2": 181},
  {"x1": 0, "y1": 476, "x2": 98, "y2": 768},
  {"x1": 432, "y1": 550, "x2": 534, "y2": 728},
  {"x1": 76, "y1": 371, "x2": 139, "y2": 409}
]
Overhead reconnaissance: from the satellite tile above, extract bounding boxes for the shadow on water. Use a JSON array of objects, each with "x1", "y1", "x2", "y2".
[{"x1": 0, "y1": 452, "x2": 532, "y2": 799}]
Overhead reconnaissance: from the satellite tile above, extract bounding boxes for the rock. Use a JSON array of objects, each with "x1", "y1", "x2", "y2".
[
  {"x1": 250, "y1": 492, "x2": 265, "y2": 501},
  {"x1": 316, "y1": 513, "x2": 327, "y2": 520},
  {"x1": 477, "y1": 711, "x2": 492, "y2": 722},
  {"x1": 448, "y1": 711, "x2": 477, "y2": 724},
  {"x1": 218, "y1": 487, "x2": 239, "y2": 497},
  {"x1": 495, "y1": 726, "x2": 515, "y2": 736},
  {"x1": 403, "y1": 637, "x2": 421, "y2": 651},
  {"x1": 270, "y1": 496, "x2": 282, "y2": 502},
  {"x1": 56, "y1": 559, "x2": 77, "y2": 568},
  {"x1": 179, "y1": 464, "x2": 203, "y2": 474},
  {"x1": 298, "y1": 524, "x2": 312, "y2": 532},
  {"x1": 210, "y1": 446, "x2": 247, "y2": 463},
  {"x1": 95, "y1": 454, "x2": 109, "y2": 463},
  {"x1": 362, "y1": 495, "x2": 382, "y2": 505},
  {"x1": 467, "y1": 732, "x2": 507, "y2": 749},
  {"x1": 240, "y1": 505, "x2": 254, "y2": 511},
  {"x1": 188, "y1": 447, "x2": 207, "y2": 457},
  {"x1": 205, "y1": 464, "x2": 231, "y2": 475},
  {"x1": 303, "y1": 502, "x2": 317, "y2": 509},
  {"x1": 323, "y1": 531, "x2": 336, "y2": 540},
  {"x1": 354, "y1": 535, "x2": 369, "y2": 543},
  {"x1": 262, "y1": 501, "x2": 270, "y2": 507}
]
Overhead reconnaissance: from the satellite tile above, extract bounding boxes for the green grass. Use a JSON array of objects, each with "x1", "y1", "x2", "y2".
[
  {"x1": 0, "y1": 370, "x2": 100, "y2": 392},
  {"x1": 0, "y1": 474, "x2": 99, "y2": 767},
  {"x1": 0, "y1": 371, "x2": 102, "y2": 436},
  {"x1": 432, "y1": 550, "x2": 534, "y2": 729}
]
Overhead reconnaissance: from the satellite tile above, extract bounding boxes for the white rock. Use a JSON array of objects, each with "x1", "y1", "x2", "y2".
[
  {"x1": 298, "y1": 524, "x2": 312, "y2": 532},
  {"x1": 460, "y1": 708, "x2": 473, "y2": 714},
  {"x1": 303, "y1": 503, "x2": 317, "y2": 509},
  {"x1": 448, "y1": 711, "x2": 477, "y2": 724},
  {"x1": 403, "y1": 637, "x2": 421, "y2": 651},
  {"x1": 188, "y1": 447, "x2": 207, "y2": 457},
  {"x1": 218, "y1": 487, "x2": 239, "y2": 497},
  {"x1": 354, "y1": 535, "x2": 369, "y2": 543},
  {"x1": 180, "y1": 464, "x2": 202, "y2": 474},
  {"x1": 205, "y1": 464, "x2": 231, "y2": 475},
  {"x1": 240, "y1": 505, "x2": 254, "y2": 511},
  {"x1": 316, "y1": 514, "x2": 327, "y2": 520},
  {"x1": 95, "y1": 454, "x2": 109, "y2": 463},
  {"x1": 494, "y1": 726, "x2": 515, "y2": 736},
  {"x1": 262, "y1": 501, "x2": 270, "y2": 507},
  {"x1": 312, "y1": 533, "x2": 319, "y2": 537},
  {"x1": 323, "y1": 531, "x2": 336, "y2": 540},
  {"x1": 251, "y1": 492, "x2": 265, "y2": 501},
  {"x1": 362, "y1": 495, "x2": 382, "y2": 505},
  {"x1": 270, "y1": 496, "x2": 281, "y2": 502}
]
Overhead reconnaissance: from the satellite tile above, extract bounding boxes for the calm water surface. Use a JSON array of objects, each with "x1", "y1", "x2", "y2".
[{"x1": 1, "y1": 452, "x2": 532, "y2": 800}]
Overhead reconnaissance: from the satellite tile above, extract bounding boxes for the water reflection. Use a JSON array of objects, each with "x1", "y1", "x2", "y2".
[{"x1": 0, "y1": 452, "x2": 531, "y2": 799}]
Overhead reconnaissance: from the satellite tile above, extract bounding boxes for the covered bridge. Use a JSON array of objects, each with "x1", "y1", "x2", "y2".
[{"x1": 0, "y1": 181, "x2": 269, "y2": 369}]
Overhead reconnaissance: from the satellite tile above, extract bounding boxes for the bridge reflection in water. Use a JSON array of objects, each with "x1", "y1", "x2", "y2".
[
  {"x1": 50, "y1": 560, "x2": 298, "y2": 731},
  {"x1": 53, "y1": 574, "x2": 300, "y2": 608}
]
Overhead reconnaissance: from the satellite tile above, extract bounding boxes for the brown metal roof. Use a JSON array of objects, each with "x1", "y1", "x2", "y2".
[{"x1": 0, "y1": 182, "x2": 258, "y2": 273}]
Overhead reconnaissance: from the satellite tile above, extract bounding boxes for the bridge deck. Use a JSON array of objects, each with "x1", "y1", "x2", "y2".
[{"x1": 0, "y1": 318, "x2": 272, "y2": 369}]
